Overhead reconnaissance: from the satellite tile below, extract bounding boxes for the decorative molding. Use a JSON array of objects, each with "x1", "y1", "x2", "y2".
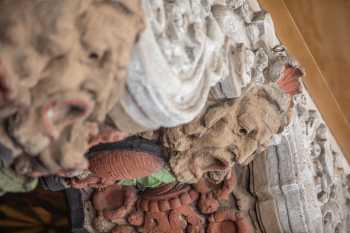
[
  {"x1": 258, "y1": 0, "x2": 350, "y2": 162},
  {"x1": 109, "y1": 0, "x2": 295, "y2": 133},
  {"x1": 252, "y1": 86, "x2": 350, "y2": 233}
]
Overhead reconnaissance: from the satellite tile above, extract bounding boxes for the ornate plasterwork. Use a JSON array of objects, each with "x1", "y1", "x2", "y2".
[
  {"x1": 251, "y1": 85, "x2": 350, "y2": 233},
  {"x1": 38, "y1": 1, "x2": 349, "y2": 233},
  {"x1": 0, "y1": 0, "x2": 145, "y2": 175},
  {"x1": 108, "y1": 0, "x2": 297, "y2": 133}
]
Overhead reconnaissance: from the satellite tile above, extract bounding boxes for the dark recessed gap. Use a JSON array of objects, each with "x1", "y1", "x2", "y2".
[{"x1": 89, "y1": 53, "x2": 99, "y2": 60}]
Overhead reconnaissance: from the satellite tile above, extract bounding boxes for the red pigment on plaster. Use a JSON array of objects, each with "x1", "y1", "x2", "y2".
[
  {"x1": 71, "y1": 149, "x2": 164, "y2": 189},
  {"x1": 92, "y1": 184, "x2": 137, "y2": 222},
  {"x1": 132, "y1": 183, "x2": 204, "y2": 233},
  {"x1": 277, "y1": 65, "x2": 303, "y2": 96},
  {"x1": 208, "y1": 209, "x2": 254, "y2": 233},
  {"x1": 89, "y1": 150, "x2": 164, "y2": 180}
]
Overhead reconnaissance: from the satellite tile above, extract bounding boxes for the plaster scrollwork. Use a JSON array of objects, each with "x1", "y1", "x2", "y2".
[
  {"x1": 110, "y1": 0, "x2": 225, "y2": 132},
  {"x1": 108, "y1": 0, "x2": 294, "y2": 132},
  {"x1": 30, "y1": 1, "x2": 348, "y2": 233},
  {"x1": 252, "y1": 87, "x2": 350, "y2": 233}
]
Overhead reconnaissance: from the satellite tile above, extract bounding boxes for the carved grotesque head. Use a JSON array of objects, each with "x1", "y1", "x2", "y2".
[
  {"x1": 226, "y1": 85, "x2": 291, "y2": 164},
  {"x1": 0, "y1": 0, "x2": 144, "y2": 174},
  {"x1": 164, "y1": 84, "x2": 291, "y2": 183}
]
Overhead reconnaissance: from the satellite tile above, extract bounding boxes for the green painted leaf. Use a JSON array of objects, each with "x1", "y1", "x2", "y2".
[
  {"x1": 137, "y1": 176, "x2": 161, "y2": 188},
  {"x1": 119, "y1": 169, "x2": 176, "y2": 189},
  {"x1": 119, "y1": 179, "x2": 137, "y2": 186},
  {"x1": 151, "y1": 169, "x2": 176, "y2": 183}
]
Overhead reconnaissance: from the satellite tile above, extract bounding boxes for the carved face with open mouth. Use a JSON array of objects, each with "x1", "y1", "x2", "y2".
[
  {"x1": 227, "y1": 87, "x2": 288, "y2": 165},
  {"x1": 166, "y1": 85, "x2": 291, "y2": 183},
  {"x1": 0, "y1": 0, "x2": 144, "y2": 175}
]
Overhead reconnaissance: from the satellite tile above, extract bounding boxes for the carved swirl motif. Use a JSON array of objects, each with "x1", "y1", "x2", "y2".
[
  {"x1": 138, "y1": 184, "x2": 198, "y2": 212},
  {"x1": 252, "y1": 90, "x2": 350, "y2": 233},
  {"x1": 128, "y1": 183, "x2": 204, "y2": 233},
  {"x1": 111, "y1": 0, "x2": 298, "y2": 132},
  {"x1": 208, "y1": 209, "x2": 254, "y2": 233}
]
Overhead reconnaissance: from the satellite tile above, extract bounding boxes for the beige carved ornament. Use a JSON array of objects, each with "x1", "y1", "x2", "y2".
[
  {"x1": 251, "y1": 88, "x2": 350, "y2": 233},
  {"x1": 108, "y1": 0, "x2": 301, "y2": 133},
  {"x1": 161, "y1": 84, "x2": 293, "y2": 184},
  {"x1": 0, "y1": 0, "x2": 144, "y2": 174}
]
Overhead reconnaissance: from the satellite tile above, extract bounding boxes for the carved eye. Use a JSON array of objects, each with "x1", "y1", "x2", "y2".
[
  {"x1": 239, "y1": 126, "x2": 258, "y2": 139},
  {"x1": 238, "y1": 113, "x2": 257, "y2": 136},
  {"x1": 239, "y1": 128, "x2": 248, "y2": 135},
  {"x1": 238, "y1": 115, "x2": 258, "y2": 138}
]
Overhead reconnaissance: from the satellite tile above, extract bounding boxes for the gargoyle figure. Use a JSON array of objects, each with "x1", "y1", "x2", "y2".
[
  {"x1": 162, "y1": 84, "x2": 293, "y2": 184},
  {"x1": 0, "y1": 0, "x2": 144, "y2": 175},
  {"x1": 71, "y1": 137, "x2": 165, "y2": 189}
]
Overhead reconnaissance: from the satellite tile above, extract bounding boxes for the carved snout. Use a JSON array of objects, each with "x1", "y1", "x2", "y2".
[{"x1": 42, "y1": 93, "x2": 94, "y2": 140}]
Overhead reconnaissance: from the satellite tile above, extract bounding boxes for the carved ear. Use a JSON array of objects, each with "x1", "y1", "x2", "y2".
[{"x1": 203, "y1": 104, "x2": 229, "y2": 128}]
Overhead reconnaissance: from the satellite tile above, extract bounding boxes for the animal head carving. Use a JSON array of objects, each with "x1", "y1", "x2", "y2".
[
  {"x1": 165, "y1": 85, "x2": 292, "y2": 183},
  {"x1": 0, "y1": 0, "x2": 144, "y2": 174}
]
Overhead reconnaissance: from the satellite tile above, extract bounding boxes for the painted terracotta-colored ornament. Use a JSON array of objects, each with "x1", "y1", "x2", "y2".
[
  {"x1": 139, "y1": 183, "x2": 198, "y2": 213},
  {"x1": 168, "y1": 206, "x2": 204, "y2": 233},
  {"x1": 128, "y1": 211, "x2": 145, "y2": 226},
  {"x1": 140, "y1": 205, "x2": 204, "y2": 233},
  {"x1": 194, "y1": 170, "x2": 237, "y2": 214},
  {"x1": 208, "y1": 209, "x2": 254, "y2": 233},
  {"x1": 71, "y1": 137, "x2": 165, "y2": 189},
  {"x1": 142, "y1": 212, "x2": 173, "y2": 233},
  {"x1": 89, "y1": 149, "x2": 163, "y2": 180},
  {"x1": 92, "y1": 184, "x2": 137, "y2": 222},
  {"x1": 111, "y1": 225, "x2": 135, "y2": 233},
  {"x1": 277, "y1": 65, "x2": 303, "y2": 96},
  {"x1": 130, "y1": 183, "x2": 204, "y2": 233},
  {"x1": 215, "y1": 170, "x2": 238, "y2": 201},
  {"x1": 198, "y1": 192, "x2": 220, "y2": 214}
]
